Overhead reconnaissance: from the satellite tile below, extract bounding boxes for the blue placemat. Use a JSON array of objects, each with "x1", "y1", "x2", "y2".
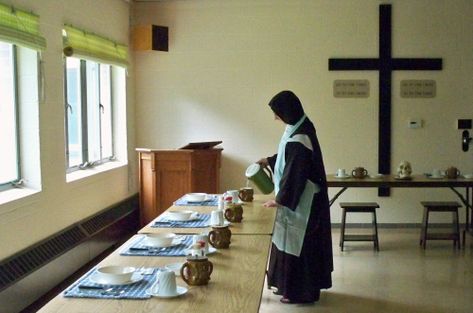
[
  {"x1": 152, "y1": 213, "x2": 211, "y2": 228},
  {"x1": 63, "y1": 267, "x2": 158, "y2": 299},
  {"x1": 120, "y1": 235, "x2": 193, "y2": 257},
  {"x1": 174, "y1": 194, "x2": 219, "y2": 206}
]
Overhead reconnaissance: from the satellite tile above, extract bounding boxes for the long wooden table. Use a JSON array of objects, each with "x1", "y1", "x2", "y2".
[
  {"x1": 37, "y1": 234, "x2": 272, "y2": 313},
  {"x1": 326, "y1": 174, "x2": 473, "y2": 240},
  {"x1": 37, "y1": 193, "x2": 276, "y2": 313},
  {"x1": 139, "y1": 194, "x2": 276, "y2": 235}
]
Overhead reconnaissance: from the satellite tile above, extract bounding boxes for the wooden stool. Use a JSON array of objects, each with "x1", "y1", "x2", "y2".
[
  {"x1": 420, "y1": 201, "x2": 461, "y2": 249},
  {"x1": 339, "y1": 202, "x2": 380, "y2": 251}
]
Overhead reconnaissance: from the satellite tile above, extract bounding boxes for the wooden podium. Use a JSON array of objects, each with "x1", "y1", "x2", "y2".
[{"x1": 136, "y1": 146, "x2": 222, "y2": 226}]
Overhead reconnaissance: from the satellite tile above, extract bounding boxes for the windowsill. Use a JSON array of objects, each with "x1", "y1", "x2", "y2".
[
  {"x1": 66, "y1": 160, "x2": 127, "y2": 183},
  {"x1": 0, "y1": 187, "x2": 40, "y2": 206}
]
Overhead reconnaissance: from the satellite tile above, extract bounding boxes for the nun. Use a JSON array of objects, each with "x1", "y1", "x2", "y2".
[{"x1": 257, "y1": 90, "x2": 333, "y2": 304}]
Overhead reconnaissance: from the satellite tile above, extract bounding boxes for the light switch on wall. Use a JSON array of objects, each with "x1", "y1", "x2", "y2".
[{"x1": 408, "y1": 118, "x2": 423, "y2": 129}]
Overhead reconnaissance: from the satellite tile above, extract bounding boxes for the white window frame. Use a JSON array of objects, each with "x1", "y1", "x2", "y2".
[
  {"x1": 0, "y1": 42, "x2": 20, "y2": 191},
  {"x1": 64, "y1": 57, "x2": 115, "y2": 173}
]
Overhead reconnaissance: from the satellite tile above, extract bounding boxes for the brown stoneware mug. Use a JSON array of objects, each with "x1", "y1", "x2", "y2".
[
  {"x1": 238, "y1": 187, "x2": 254, "y2": 202},
  {"x1": 208, "y1": 225, "x2": 232, "y2": 249},
  {"x1": 224, "y1": 203, "x2": 243, "y2": 223},
  {"x1": 445, "y1": 166, "x2": 460, "y2": 179},
  {"x1": 352, "y1": 167, "x2": 368, "y2": 178},
  {"x1": 180, "y1": 256, "x2": 213, "y2": 286}
]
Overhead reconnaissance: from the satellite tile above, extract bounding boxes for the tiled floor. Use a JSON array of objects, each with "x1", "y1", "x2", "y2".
[{"x1": 259, "y1": 228, "x2": 473, "y2": 313}]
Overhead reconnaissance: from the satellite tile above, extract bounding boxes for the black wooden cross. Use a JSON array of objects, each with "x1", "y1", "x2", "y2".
[{"x1": 329, "y1": 4, "x2": 442, "y2": 196}]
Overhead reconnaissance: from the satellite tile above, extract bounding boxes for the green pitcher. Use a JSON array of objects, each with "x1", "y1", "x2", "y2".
[{"x1": 245, "y1": 163, "x2": 274, "y2": 194}]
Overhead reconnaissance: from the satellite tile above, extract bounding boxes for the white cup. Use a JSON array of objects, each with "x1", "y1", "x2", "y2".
[
  {"x1": 192, "y1": 233, "x2": 209, "y2": 253},
  {"x1": 210, "y1": 210, "x2": 224, "y2": 226},
  {"x1": 432, "y1": 169, "x2": 441, "y2": 177},
  {"x1": 336, "y1": 168, "x2": 346, "y2": 177},
  {"x1": 225, "y1": 190, "x2": 239, "y2": 203},
  {"x1": 217, "y1": 195, "x2": 224, "y2": 211},
  {"x1": 150, "y1": 270, "x2": 177, "y2": 296}
]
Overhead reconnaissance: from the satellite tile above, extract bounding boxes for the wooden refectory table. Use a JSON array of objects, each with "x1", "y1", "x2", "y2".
[
  {"x1": 139, "y1": 194, "x2": 276, "y2": 235},
  {"x1": 326, "y1": 174, "x2": 473, "y2": 243},
  {"x1": 37, "y1": 234, "x2": 272, "y2": 313}
]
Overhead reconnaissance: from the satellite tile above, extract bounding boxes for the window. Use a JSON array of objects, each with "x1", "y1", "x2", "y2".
[
  {"x1": 65, "y1": 57, "x2": 114, "y2": 170},
  {"x1": 0, "y1": 41, "x2": 19, "y2": 188},
  {"x1": 62, "y1": 25, "x2": 128, "y2": 176}
]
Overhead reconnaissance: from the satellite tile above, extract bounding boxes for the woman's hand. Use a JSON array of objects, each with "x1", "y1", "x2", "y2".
[
  {"x1": 263, "y1": 199, "x2": 278, "y2": 207},
  {"x1": 257, "y1": 158, "x2": 269, "y2": 167}
]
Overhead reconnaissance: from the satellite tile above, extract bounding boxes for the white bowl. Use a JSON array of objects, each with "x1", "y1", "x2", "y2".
[
  {"x1": 185, "y1": 193, "x2": 207, "y2": 202},
  {"x1": 96, "y1": 265, "x2": 135, "y2": 284},
  {"x1": 145, "y1": 233, "x2": 176, "y2": 247},
  {"x1": 464, "y1": 173, "x2": 473, "y2": 179},
  {"x1": 166, "y1": 210, "x2": 195, "y2": 221},
  {"x1": 165, "y1": 262, "x2": 184, "y2": 276}
]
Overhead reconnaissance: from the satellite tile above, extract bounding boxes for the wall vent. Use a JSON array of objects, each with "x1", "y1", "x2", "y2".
[
  {"x1": 0, "y1": 226, "x2": 86, "y2": 291},
  {"x1": 80, "y1": 199, "x2": 136, "y2": 236},
  {"x1": 0, "y1": 195, "x2": 138, "y2": 292}
]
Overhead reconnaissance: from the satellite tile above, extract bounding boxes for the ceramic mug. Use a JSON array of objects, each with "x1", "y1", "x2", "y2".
[
  {"x1": 208, "y1": 225, "x2": 232, "y2": 249},
  {"x1": 225, "y1": 190, "x2": 239, "y2": 204},
  {"x1": 352, "y1": 167, "x2": 368, "y2": 178},
  {"x1": 445, "y1": 166, "x2": 460, "y2": 179},
  {"x1": 217, "y1": 195, "x2": 224, "y2": 210},
  {"x1": 336, "y1": 168, "x2": 346, "y2": 177},
  {"x1": 210, "y1": 210, "x2": 224, "y2": 226},
  {"x1": 180, "y1": 256, "x2": 213, "y2": 286},
  {"x1": 224, "y1": 204, "x2": 243, "y2": 223},
  {"x1": 192, "y1": 233, "x2": 209, "y2": 254},
  {"x1": 150, "y1": 270, "x2": 177, "y2": 296},
  {"x1": 239, "y1": 187, "x2": 254, "y2": 202},
  {"x1": 431, "y1": 169, "x2": 442, "y2": 178}
]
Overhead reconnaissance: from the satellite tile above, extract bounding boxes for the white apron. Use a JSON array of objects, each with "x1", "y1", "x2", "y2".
[{"x1": 272, "y1": 115, "x2": 320, "y2": 257}]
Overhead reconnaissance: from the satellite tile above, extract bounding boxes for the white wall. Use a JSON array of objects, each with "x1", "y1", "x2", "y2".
[
  {"x1": 0, "y1": 0, "x2": 136, "y2": 261},
  {"x1": 132, "y1": 0, "x2": 473, "y2": 224}
]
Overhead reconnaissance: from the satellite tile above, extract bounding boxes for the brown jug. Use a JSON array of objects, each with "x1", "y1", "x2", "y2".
[
  {"x1": 224, "y1": 204, "x2": 243, "y2": 223},
  {"x1": 208, "y1": 225, "x2": 232, "y2": 249},
  {"x1": 180, "y1": 256, "x2": 213, "y2": 286},
  {"x1": 445, "y1": 166, "x2": 460, "y2": 179},
  {"x1": 352, "y1": 167, "x2": 368, "y2": 178},
  {"x1": 238, "y1": 187, "x2": 254, "y2": 202}
]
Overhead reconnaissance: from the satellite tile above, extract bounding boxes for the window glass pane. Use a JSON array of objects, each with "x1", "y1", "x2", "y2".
[
  {"x1": 100, "y1": 64, "x2": 113, "y2": 159},
  {"x1": 86, "y1": 61, "x2": 101, "y2": 162},
  {"x1": 0, "y1": 41, "x2": 18, "y2": 184},
  {"x1": 66, "y1": 57, "x2": 83, "y2": 167}
]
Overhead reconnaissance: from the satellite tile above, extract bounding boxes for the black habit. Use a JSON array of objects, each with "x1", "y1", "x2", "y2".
[{"x1": 266, "y1": 90, "x2": 333, "y2": 303}]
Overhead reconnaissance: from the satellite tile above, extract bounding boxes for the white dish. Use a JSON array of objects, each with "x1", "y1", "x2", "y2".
[
  {"x1": 166, "y1": 211, "x2": 198, "y2": 222},
  {"x1": 186, "y1": 246, "x2": 217, "y2": 255},
  {"x1": 95, "y1": 266, "x2": 136, "y2": 284},
  {"x1": 208, "y1": 221, "x2": 231, "y2": 228},
  {"x1": 166, "y1": 210, "x2": 196, "y2": 221},
  {"x1": 334, "y1": 174, "x2": 350, "y2": 179},
  {"x1": 165, "y1": 262, "x2": 184, "y2": 276},
  {"x1": 146, "y1": 286, "x2": 188, "y2": 298},
  {"x1": 369, "y1": 174, "x2": 383, "y2": 179},
  {"x1": 143, "y1": 237, "x2": 183, "y2": 248},
  {"x1": 185, "y1": 193, "x2": 207, "y2": 202},
  {"x1": 90, "y1": 272, "x2": 142, "y2": 286},
  {"x1": 144, "y1": 233, "x2": 176, "y2": 247},
  {"x1": 463, "y1": 174, "x2": 473, "y2": 179}
]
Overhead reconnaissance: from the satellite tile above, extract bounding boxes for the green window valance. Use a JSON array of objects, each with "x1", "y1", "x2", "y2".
[
  {"x1": 63, "y1": 25, "x2": 128, "y2": 67},
  {"x1": 0, "y1": 2, "x2": 46, "y2": 50}
]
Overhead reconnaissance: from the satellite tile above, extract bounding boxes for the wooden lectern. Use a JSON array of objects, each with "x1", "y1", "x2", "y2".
[{"x1": 136, "y1": 144, "x2": 222, "y2": 226}]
